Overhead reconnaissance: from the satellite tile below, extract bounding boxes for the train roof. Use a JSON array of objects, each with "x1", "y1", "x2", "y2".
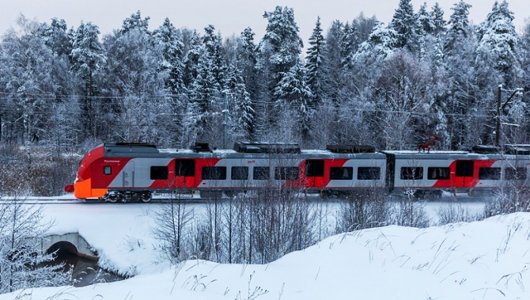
[
  {"x1": 102, "y1": 143, "x2": 386, "y2": 159},
  {"x1": 101, "y1": 143, "x2": 530, "y2": 160},
  {"x1": 382, "y1": 150, "x2": 530, "y2": 160}
]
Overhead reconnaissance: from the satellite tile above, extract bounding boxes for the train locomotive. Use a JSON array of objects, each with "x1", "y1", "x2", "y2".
[{"x1": 65, "y1": 142, "x2": 530, "y2": 202}]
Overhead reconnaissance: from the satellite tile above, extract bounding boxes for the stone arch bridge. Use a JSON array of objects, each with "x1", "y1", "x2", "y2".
[{"x1": 41, "y1": 232, "x2": 97, "y2": 260}]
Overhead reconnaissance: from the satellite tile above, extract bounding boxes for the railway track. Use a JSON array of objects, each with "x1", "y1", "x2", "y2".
[
  {"x1": 0, "y1": 197, "x2": 209, "y2": 205},
  {"x1": 0, "y1": 192, "x2": 490, "y2": 205}
]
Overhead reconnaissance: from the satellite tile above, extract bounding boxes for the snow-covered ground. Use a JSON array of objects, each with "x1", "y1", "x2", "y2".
[
  {"x1": 0, "y1": 197, "x2": 530, "y2": 300},
  {"x1": 0, "y1": 199, "x2": 528, "y2": 300},
  {"x1": 35, "y1": 198, "x2": 487, "y2": 275}
]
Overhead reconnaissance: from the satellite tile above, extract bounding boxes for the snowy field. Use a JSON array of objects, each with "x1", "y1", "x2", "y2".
[
  {"x1": 0, "y1": 200, "x2": 528, "y2": 299},
  {"x1": 24, "y1": 197, "x2": 487, "y2": 275},
  {"x1": 1, "y1": 207, "x2": 529, "y2": 299}
]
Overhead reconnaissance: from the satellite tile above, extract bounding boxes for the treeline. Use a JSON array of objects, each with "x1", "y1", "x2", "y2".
[{"x1": 0, "y1": 0, "x2": 529, "y2": 152}]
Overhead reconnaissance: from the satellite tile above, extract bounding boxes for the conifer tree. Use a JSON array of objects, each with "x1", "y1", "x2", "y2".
[
  {"x1": 443, "y1": 0, "x2": 483, "y2": 148},
  {"x1": 101, "y1": 13, "x2": 167, "y2": 144},
  {"x1": 121, "y1": 10, "x2": 150, "y2": 34},
  {"x1": 236, "y1": 27, "x2": 258, "y2": 101},
  {"x1": 203, "y1": 25, "x2": 226, "y2": 89},
  {"x1": 257, "y1": 6, "x2": 303, "y2": 131},
  {"x1": 353, "y1": 23, "x2": 398, "y2": 65},
  {"x1": 189, "y1": 44, "x2": 220, "y2": 141},
  {"x1": 477, "y1": 0, "x2": 521, "y2": 87},
  {"x1": 273, "y1": 62, "x2": 313, "y2": 141},
  {"x1": 390, "y1": 0, "x2": 420, "y2": 51},
  {"x1": 305, "y1": 17, "x2": 326, "y2": 107},
  {"x1": 339, "y1": 23, "x2": 356, "y2": 70},
  {"x1": 224, "y1": 66, "x2": 255, "y2": 141},
  {"x1": 322, "y1": 20, "x2": 344, "y2": 106},
  {"x1": 445, "y1": 0, "x2": 472, "y2": 52},
  {"x1": 154, "y1": 18, "x2": 186, "y2": 145},
  {"x1": 183, "y1": 32, "x2": 202, "y2": 88},
  {"x1": 417, "y1": 3, "x2": 434, "y2": 35},
  {"x1": 71, "y1": 21, "x2": 106, "y2": 139},
  {"x1": 431, "y1": 3, "x2": 446, "y2": 36},
  {"x1": 42, "y1": 18, "x2": 72, "y2": 57}
]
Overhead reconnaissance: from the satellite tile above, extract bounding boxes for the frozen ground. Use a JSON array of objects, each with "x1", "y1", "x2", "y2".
[
  {"x1": 0, "y1": 195, "x2": 518, "y2": 300},
  {"x1": 0, "y1": 207, "x2": 528, "y2": 299}
]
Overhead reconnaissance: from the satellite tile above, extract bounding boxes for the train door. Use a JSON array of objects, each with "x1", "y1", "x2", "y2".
[
  {"x1": 175, "y1": 159, "x2": 196, "y2": 189},
  {"x1": 122, "y1": 161, "x2": 135, "y2": 187},
  {"x1": 455, "y1": 160, "x2": 474, "y2": 188},
  {"x1": 305, "y1": 159, "x2": 324, "y2": 188}
]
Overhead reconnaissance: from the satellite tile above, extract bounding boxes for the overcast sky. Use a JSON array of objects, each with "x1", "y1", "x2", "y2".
[{"x1": 0, "y1": 0, "x2": 528, "y2": 43}]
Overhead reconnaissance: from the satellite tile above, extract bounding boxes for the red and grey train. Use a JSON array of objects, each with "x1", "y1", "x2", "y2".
[{"x1": 66, "y1": 142, "x2": 530, "y2": 202}]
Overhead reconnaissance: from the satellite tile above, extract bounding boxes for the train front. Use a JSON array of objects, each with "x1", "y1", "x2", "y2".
[{"x1": 64, "y1": 145, "x2": 107, "y2": 199}]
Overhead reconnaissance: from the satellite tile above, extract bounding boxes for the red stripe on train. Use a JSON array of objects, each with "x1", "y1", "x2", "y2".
[{"x1": 433, "y1": 160, "x2": 496, "y2": 189}]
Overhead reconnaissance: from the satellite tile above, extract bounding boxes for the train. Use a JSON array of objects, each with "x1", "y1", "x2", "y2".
[{"x1": 65, "y1": 142, "x2": 530, "y2": 202}]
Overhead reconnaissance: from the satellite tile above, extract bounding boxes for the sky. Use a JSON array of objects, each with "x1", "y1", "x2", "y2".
[{"x1": 0, "y1": 0, "x2": 528, "y2": 43}]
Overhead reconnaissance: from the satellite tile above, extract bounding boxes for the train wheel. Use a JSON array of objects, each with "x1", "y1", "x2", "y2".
[
  {"x1": 140, "y1": 192, "x2": 152, "y2": 203},
  {"x1": 106, "y1": 194, "x2": 118, "y2": 203}
]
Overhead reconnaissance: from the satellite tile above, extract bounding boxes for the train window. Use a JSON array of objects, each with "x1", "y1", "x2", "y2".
[
  {"x1": 330, "y1": 167, "x2": 353, "y2": 180},
  {"x1": 150, "y1": 166, "x2": 168, "y2": 180},
  {"x1": 306, "y1": 160, "x2": 324, "y2": 177},
  {"x1": 104, "y1": 166, "x2": 112, "y2": 175},
  {"x1": 253, "y1": 167, "x2": 270, "y2": 180},
  {"x1": 231, "y1": 167, "x2": 249, "y2": 180},
  {"x1": 202, "y1": 167, "x2": 227, "y2": 180},
  {"x1": 401, "y1": 167, "x2": 423, "y2": 180},
  {"x1": 456, "y1": 160, "x2": 474, "y2": 177},
  {"x1": 479, "y1": 167, "x2": 501, "y2": 180},
  {"x1": 275, "y1": 167, "x2": 299, "y2": 180},
  {"x1": 175, "y1": 160, "x2": 195, "y2": 176},
  {"x1": 505, "y1": 167, "x2": 527, "y2": 180},
  {"x1": 357, "y1": 167, "x2": 380, "y2": 180},
  {"x1": 427, "y1": 167, "x2": 450, "y2": 180}
]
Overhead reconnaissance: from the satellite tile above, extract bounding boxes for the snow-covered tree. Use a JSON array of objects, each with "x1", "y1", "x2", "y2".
[
  {"x1": 188, "y1": 42, "x2": 222, "y2": 142},
  {"x1": 154, "y1": 18, "x2": 185, "y2": 96},
  {"x1": 390, "y1": 0, "x2": 420, "y2": 51},
  {"x1": 417, "y1": 3, "x2": 434, "y2": 35},
  {"x1": 430, "y1": 3, "x2": 446, "y2": 36},
  {"x1": 71, "y1": 21, "x2": 106, "y2": 139},
  {"x1": 0, "y1": 197, "x2": 68, "y2": 293},
  {"x1": 351, "y1": 13, "x2": 379, "y2": 43},
  {"x1": 0, "y1": 17, "x2": 57, "y2": 144},
  {"x1": 154, "y1": 18, "x2": 186, "y2": 145},
  {"x1": 182, "y1": 31, "x2": 202, "y2": 88},
  {"x1": 274, "y1": 62, "x2": 313, "y2": 142},
  {"x1": 41, "y1": 18, "x2": 72, "y2": 57},
  {"x1": 352, "y1": 23, "x2": 397, "y2": 66},
  {"x1": 101, "y1": 12, "x2": 167, "y2": 144},
  {"x1": 224, "y1": 65, "x2": 255, "y2": 142},
  {"x1": 371, "y1": 51, "x2": 433, "y2": 149},
  {"x1": 523, "y1": 23, "x2": 530, "y2": 93},
  {"x1": 257, "y1": 6, "x2": 303, "y2": 131},
  {"x1": 305, "y1": 17, "x2": 326, "y2": 107},
  {"x1": 202, "y1": 25, "x2": 226, "y2": 89},
  {"x1": 445, "y1": 0, "x2": 472, "y2": 52},
  {"x1": 120, "y1": 10, "x2": 149, "y2": 34},
  {"x1": 321, "y1": 20, "x2": 344, "y2": 106},
  {"x1": 477, "y1": 0, "x2": 521, "y2": 87},
  {"x1": 236, "y1": 27, "x2": 258, "y2": 101}
]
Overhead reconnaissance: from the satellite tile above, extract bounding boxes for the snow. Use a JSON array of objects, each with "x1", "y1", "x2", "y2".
[
  {"x1": 0, "y1": 201, "x2": 528, "y2": 299},
  {"x1": 40, "y1": 203, "x2": 173, "y2": 275}
]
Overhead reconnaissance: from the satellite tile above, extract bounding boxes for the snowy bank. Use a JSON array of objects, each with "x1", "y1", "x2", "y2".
[{"x1": 2, "y1": 212, "x2": 529, "y2": 300}]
